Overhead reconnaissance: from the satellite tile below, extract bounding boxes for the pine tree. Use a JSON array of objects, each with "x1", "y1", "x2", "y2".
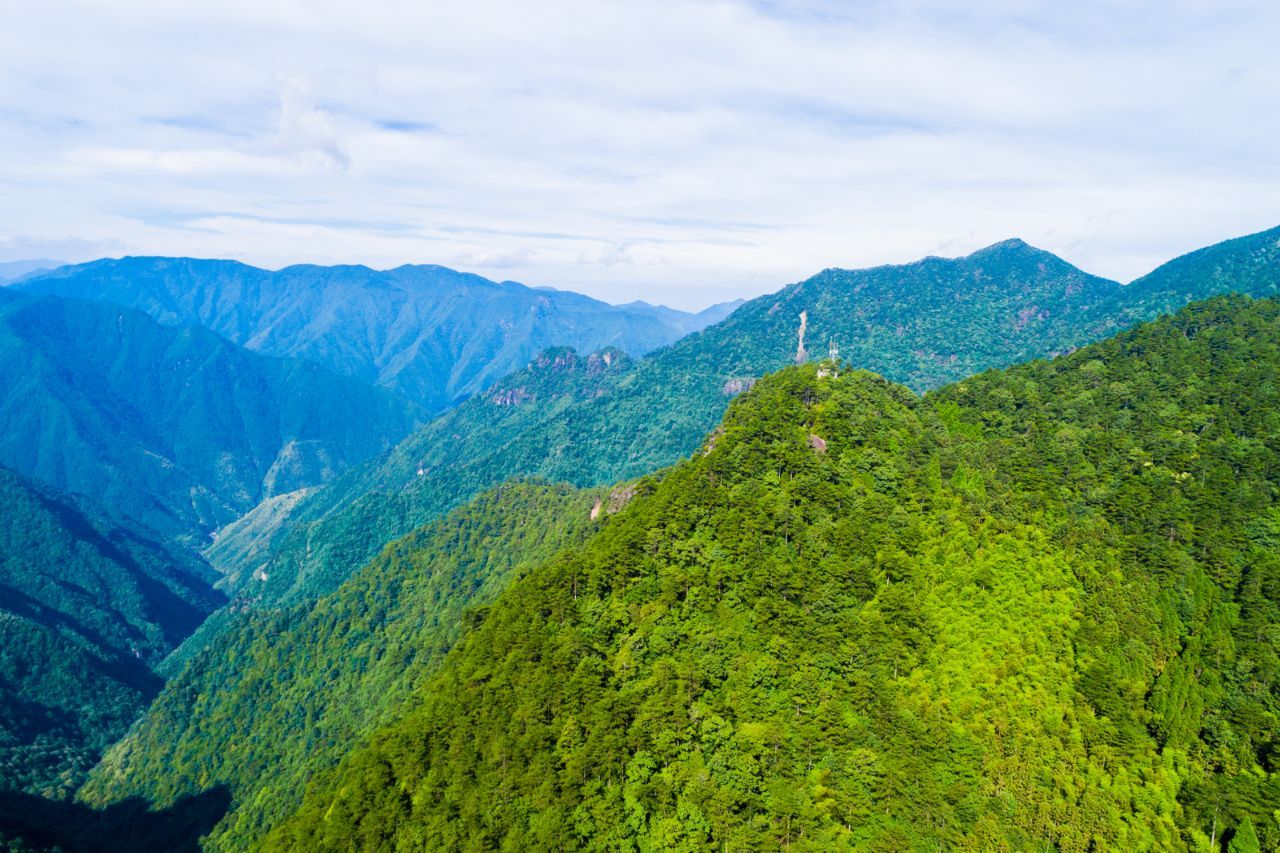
[{"x1": 1228, "y1": 816, "x2": 1260, "y2": 853}]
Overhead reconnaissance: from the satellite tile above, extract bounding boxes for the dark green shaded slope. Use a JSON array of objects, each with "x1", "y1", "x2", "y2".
[
  {"x1": 79, "y1": 481, "x2": 606, "y2": 850},
  {"x1": 267, "y1": 296, "x2": 1280, "y2": 851},
  {"x1": 0, "y1": 466, "x2": 223, "y2": 799}
]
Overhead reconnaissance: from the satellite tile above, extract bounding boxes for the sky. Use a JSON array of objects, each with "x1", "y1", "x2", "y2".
[{"x1": 1, "y1": 1, "x2": 1277, "y2": 310}]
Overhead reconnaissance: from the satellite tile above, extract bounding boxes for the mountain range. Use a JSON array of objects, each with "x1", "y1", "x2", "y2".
[
  {"x1": 0, "y1": 260, "x2": 65, "y2": 284},
  {"x1": 75, "y1": 293, "x2": 1280, "y2": 851},
  {"x1": 2, "y1": 225, "x2": 1279, "y2": 851},
  {"x1": 0, "y1": 289, "x2": 420, "y2": 545},
  {"x1": 203, "y1": 227, "x2": 1280, "y2": 613},
  {"x1": 15, "y1": 258, "x2": 738, "y2": 412}
]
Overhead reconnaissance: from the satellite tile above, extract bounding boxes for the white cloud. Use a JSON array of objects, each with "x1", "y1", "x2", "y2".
[{"x1": 0, "y1": 0, "x2": 1277, "y2": 309}]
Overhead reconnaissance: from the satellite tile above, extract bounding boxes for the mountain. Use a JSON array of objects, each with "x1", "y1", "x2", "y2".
[
  {"x1": 0, "y1": 465, "x2": 223, "y2": 800},
  {"x1": 210, "y1": 228, "x2": 1280, "y2": 610},
  {"x1": 0, "y1": 290, "x2": 420, "y2": 545},
  {"x1": 77, "y1": 481, "x2": 604, "y2": 850},
  {"x1": 15, "y1": 258, "x2": 727, "y2": 412},
  {"x1": 225, "y1": 346, "x2": 635, "y2": 603},
  {"x1": 621, "y1": 298, "x2": 747, "y2": 335},
  {"x1": 1112, "y1": 224, "x2": 1280, "y2": 320},
  {"x1": 251, "y1": 295, "x2": 1280, "y2": 850},
  {"x1": 50, "y1": 229, "x2": 1278, "y2": 847},
  {"x1": 0, "y1": 260, "x2": 65, "y2": 283}
]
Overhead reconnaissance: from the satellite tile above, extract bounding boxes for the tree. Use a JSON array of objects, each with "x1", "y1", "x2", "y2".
[{"x1": 1228, "y1": 816, "x2": 1260, "y2": 853}]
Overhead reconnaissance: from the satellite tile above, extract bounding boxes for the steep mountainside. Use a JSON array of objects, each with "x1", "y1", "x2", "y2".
[
  {"x1": 215, "y1": 228, "x2": 1279, "y2": 609},
  {"x1": 227, "y1": 347, "x2": 633, "y2": 603},
  {"x1": 0, "y1": 466, "x2": 223, "y2": 799},
  {"x1": 0, "y1": 291, "x2": 419, "y2": 544},
  {"x1": 79, "y1": 481, "x2": 604, "y2": 850},
  {"x1": 16, "y1": 258, "x2": 727, "y2": 411},
  {"x1": 261, "y1": 296, "x2": 1280, "y2": 851}
]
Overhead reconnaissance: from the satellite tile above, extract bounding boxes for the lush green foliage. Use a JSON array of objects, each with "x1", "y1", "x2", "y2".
[
  {"x1": 0, "y1": 466, "x2": 223, "y2": 798},
  {"x1": 261, "y1": 296, "x2": 1280, "y2": 851},
  {"x1": 79, "y1": 481, "x2": 606, "y2": 849},
  {"x1": 0, "y1": 290, "x2": 418, "y2": 544},
  {"x1": 17, "y1": 257, "x2": 731, "y2": 411}
]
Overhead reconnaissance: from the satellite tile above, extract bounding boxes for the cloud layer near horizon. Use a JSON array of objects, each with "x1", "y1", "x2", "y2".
[{"x1": 2, "y1": 1, "x2": 1277, "y2": 308}]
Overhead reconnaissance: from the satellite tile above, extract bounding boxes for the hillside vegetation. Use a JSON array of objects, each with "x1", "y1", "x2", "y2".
[
  {"x1": 259, "y1": 296, "x2": 1280, "y2": 850},
  {"x1": 80, "y1": 481, "x2": 607, "y2": 849},
  {"x1": 0, "y1": 467, "x2": 223, "y2": 799}
]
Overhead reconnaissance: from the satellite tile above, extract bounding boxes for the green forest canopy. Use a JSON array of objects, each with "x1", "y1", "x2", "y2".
[{"x1": 260, "y1": 295, "x2": 1280, "y2": 851}]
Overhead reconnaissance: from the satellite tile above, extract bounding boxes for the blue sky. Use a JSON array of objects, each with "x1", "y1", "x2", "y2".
[{"x1": 1, "y1": 0, "x2": 1277, "y2": 309}]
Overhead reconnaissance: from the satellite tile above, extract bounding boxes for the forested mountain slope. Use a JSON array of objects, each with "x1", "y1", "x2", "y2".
[
  {"x1": 78, "y1": 481, "x2": 605, "y2": 850},
  {"x1": 218, "y1": 228, "x2": 1279, "y2": 609},
  {"x1": 0, "y1": 291, "x2": 419, "y2": 544},
  {"x1": 262, "y1": 295, "x2": 1280, "y2": 851},
  {"x1": 227, "y1": 347, "x2": 634, "y2": 602},
  {"x1": 0, "y1": 466, "x2": 223, "y2": 800},
  {"x1": 1112, "y1": 224, "x2": 1280, "y2": 320},
  {"x1": 15, "y1": 258, "x2": 726, "y2": 412}
]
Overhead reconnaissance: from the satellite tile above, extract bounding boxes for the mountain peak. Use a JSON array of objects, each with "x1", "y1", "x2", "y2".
[{"x1": 975, "y1": 236, "x2": 1030, "y2": 252}]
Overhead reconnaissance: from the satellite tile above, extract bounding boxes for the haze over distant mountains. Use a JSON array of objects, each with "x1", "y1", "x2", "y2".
[
  {"x1": 0, "y1": 259, "x2": 65, "y2": 283},
  {"x1": 0, "y1": 289, "x2": 420, "y2": 544},
  {"x1": 16, "y1": 259, "x2": 738, "y2": 412}
]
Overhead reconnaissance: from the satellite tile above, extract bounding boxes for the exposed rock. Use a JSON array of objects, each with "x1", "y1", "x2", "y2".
[
  {"x1": 586, "y1": 349, "x2": 626, "y2": 374},
  {"x1": 607, "y1": 485, "x2": 637, "y2": 514},
  {"x1": 795, "y1": 310, "x2": 808, "y2": 364},
  {"x1": 590, "y1": 485, "x2": 638, "y2": 519},
  {"x1": 532, "y1": 349, "x2": 577, "y2": 372},
  {"x1": 488, "y1": 387, "x2": 533, "y2": 407},
  {"x1": 808, "y1": 434, "x2": 828, "y2": 454},
  {"x1": 703, "y1": 426, "x2": 726, "y2": 456},
  {"x1": 722, "y1": 378, "x2": 755, "y2": 396}
]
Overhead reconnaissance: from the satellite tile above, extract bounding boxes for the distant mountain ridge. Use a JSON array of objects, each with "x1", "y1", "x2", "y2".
[
  {"x1": 0, "y1": 259, "x2": 66, "y2": 283},
  {"x1": 0, "y1": 290, "x2": 420, "y2": 544},
  {"x1": 16, "y1": 258, "x2": 731, "y2": 412}
]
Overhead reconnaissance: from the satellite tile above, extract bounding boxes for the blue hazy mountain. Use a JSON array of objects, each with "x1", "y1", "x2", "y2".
[
  {"x1": 0, "y1": 259, "x2": 65, "y2": 283},
  {"x1": 0, "y1": 290, "x2": 420, "y2": 545},
  {"x1": 17, "y1": 258, "x2": 734, "y2": 412}
]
